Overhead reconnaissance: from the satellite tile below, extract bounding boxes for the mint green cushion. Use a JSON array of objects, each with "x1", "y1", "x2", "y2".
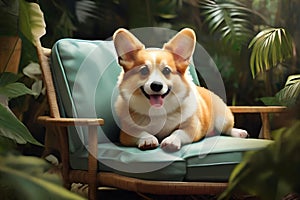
[
  {"x1": 70, "y1": 143, "x2": 186, "y2": 181},
  {"x1": 51, "y1": 39, "x2": 121, "y2": 153},
  {"x1": 50, "y1": 38, "x2": 272, "y2": 181},
  {"x1": 180, "y1": 136, "x2": 273, "y2": 181},
  {"x1": 68, "y1": 136, "x2": 272, "y2": 181}
]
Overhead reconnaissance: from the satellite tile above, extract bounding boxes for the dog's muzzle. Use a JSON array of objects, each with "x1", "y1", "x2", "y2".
[{"x1": 140, "y1": 83, "x2": 171, "y2": 107}]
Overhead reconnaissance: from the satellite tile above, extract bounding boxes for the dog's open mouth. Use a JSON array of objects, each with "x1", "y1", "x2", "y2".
[{"x1": 141, "y1": 87, "x2": 171, "y2": 107}]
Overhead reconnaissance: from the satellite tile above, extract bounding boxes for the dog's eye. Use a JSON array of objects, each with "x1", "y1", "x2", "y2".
[
  {"x1": 162, "y1": 67, "x2": 171, "y2": 76},
  {"x1": 140, "y1": 66, "x2": 150, "y2": 76}
]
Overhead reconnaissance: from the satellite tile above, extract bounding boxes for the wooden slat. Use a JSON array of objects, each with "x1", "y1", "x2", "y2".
[
  {"x1": 36, "y1": 40, "x2": 61, "y2": 118},
  {"x1": 229, "y1": 106, "x2": 287, "y2": 139},
  {"x1": 261, "y1": 113, "x2": 271, "y2": 139},
  {"x1": 37, "y1": 116, "x2": 104, "y2": 126},
  {"x1": 88, "y1": 125, "x2": 99, "y2": 200},
  {"x1": 97, "y1": 172, "x2": 228, "y2": 195},
  {"x1": 229, "y1": 106, "x2": 287, "y2": 113}
]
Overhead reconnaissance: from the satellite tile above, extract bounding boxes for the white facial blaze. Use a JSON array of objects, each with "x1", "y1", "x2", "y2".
[
  {"x1": 143, "y1": 59, "x2": 169, "y2": 95},
  {"x1": 144, "y1": 69, "x2": 168, "y2": 94}
]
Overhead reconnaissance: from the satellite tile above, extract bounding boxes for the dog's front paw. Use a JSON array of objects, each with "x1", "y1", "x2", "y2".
[
  {"x1": 161, "y1": 135, "x2": 181, "y2": 152},
  {"x1": 231, "y1": 128, "x2": 249, "y2": 138},
  {"x1": 138, "y1": 135, "x2": 159, "y2": 150}
]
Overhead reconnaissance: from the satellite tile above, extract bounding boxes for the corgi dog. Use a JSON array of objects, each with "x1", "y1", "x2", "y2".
[{"x1": 113, "y1": 28, "x2": 248, "y2": 151}]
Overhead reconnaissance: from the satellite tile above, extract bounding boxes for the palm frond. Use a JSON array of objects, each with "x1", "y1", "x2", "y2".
[
  {"x1": 260, "y1": 74, "x2": 300, "y2": 106},
  {"x1": 276, "y1": 74, "x2": 300, "y2": 106},
  {"x1": 199, "y1": 0, "x2": 255, "y2": 50},
  {"x1": 248, "y1": 28, "x2": 294, "y2": 77}
]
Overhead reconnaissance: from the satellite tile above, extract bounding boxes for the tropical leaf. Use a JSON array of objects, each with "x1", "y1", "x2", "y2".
[
  {"x1": 0, "y1": 72, "x2": 37, "y2": 98},
  {"x1": 219, "y1": 121, "x2": 300, "y2": 200},
  {"x1": 248, "y1": 28, "x2": 294, "y2": 77},
  {"x1": 0, "y1": 104, "x2": 41, "y2": 145},
  {"x1": 0, "y1": 154, "x2": 85, "y2": 200},
  {"x1": 0, "y1": 82, "x2": 36, "y2": 99},
  {"x1": 0, "y1": 72, "x2": 20, "y2": 87},
  {"x1": 199, "y1": 0, "x2": 255, "y2": 50},
  {"x1": 260, "y1": 74, "x2": 300, "y2": 106},
  {"x1": 276, "y1": 74, "x2": 300, "y2": 106},
  {"x1": 19, "y1": 1, "x2": 46, "y2": 45},
  {"x1": 259, "y1": 96, "x2": 281, "y2": 106}
]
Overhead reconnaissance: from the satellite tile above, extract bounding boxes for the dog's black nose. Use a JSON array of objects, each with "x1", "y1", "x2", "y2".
[{"x1": 150, "y1": 81, "x2": 163, "y2": 92}]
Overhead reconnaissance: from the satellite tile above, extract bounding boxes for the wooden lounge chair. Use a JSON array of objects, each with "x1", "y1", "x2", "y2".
[{"x1": 35, "y1": 35, "x2": 286, "y2": 200}]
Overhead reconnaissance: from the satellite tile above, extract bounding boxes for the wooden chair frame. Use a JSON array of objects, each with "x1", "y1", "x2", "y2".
[{"x1": 35, "y1": 40, "x2": 286, "y2": 199}]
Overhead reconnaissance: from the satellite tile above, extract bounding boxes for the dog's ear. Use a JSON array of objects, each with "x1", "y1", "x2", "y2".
[
  {"x1": 163, "y1": 28, "x2": 196, "y2": 74},
  {"x1": 113, "y1": 28, "x2": 145, "y2": 71}
]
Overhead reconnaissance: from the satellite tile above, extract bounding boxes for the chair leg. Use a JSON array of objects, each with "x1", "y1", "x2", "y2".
[
  {"x1": 260, "y1": 113, "x2": 271, "y2": 139},
  {"x1": 88, "y1": 177, "x2": 97, "y2": 200},
  {"x1": 88, "y1": 125, "x2": 98, "y2": 200},
  {"x1": 57, "y1": 127, "x2": 72, "y2": 190}
]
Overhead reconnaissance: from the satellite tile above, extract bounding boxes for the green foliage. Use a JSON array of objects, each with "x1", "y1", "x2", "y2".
[
  {"x1": 248, "y1": 28, "x2": 294, "y2": 77},
  {"x1": 219, "y1": 121, "x2": 300, "y2": 200},
  {"x1": 0, "y1": 82, "x2": 35, "y2": 99},
  {"x1": 0, "y1": 73, "x2": 40, "y2": 145},
  {"x1": 124, "y1": 0, "x2": 181, "y2": 28},
  {"x1": 0, "y1": 0, "x2": 46, "y2": 43},
  {"x1": 0, "y1": 104, "x2": 40, "y2": 145},
  {"x1": 200, "y1": 0, "x2": 255, "y2": 51},
  {"x1": 0, "y1": 154, "x2": 85, "y2": 200},
  {"x1": 0, "y1": 0, "x2": 19, "y2": 35},
  {"x1": 260, "y1": 74, "x2": 300, "y2": 106},
  {"x1": 19, "y1": 0, "x2": 46, "y2": 45},
  {"x1": 252, "y1": 0, "x2": 279, "y2": 26}
]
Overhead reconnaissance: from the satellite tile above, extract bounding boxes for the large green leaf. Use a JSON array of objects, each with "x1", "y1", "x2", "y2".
[
  {"x1": 0, "y1": 104, "x2": 41, "y2": 145},
  {"x1": 0, "y1": 72, "x2": 20, "y2": 87},
  {"x1": 0, "y1": 154, "x2": 85, "y2": 200},
  {"x1": 248, "y1": 28, "x2": 294, "y2": 77},
  {"x1": 0, "y1": 82, "x2": 36, "y2": 99},
  {"x1": 219, "y1": 121, "x2": 300, "y2": 200},
  {"x1": 19, "y1": 0, "x2": 46, "y2": 45}
]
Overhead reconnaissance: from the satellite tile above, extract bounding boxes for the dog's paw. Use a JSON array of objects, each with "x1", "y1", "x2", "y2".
[
  {"x1": 231, "y1": 128, "x2": 249, "y2": 138},
  {"x1": 161, "y1": 135, "x2": 181, "y2": 152},
  {"x1": 138, "y1": 135, "x2": 159, "y2": 150}
]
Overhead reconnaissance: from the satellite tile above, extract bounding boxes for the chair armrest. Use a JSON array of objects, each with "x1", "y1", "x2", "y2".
[
  {"x1": 229, "y1": 106, "x2": 287, "y2": 139},
  {"x1": 229, "y1": 106, "x2": 287, "y2": 113},
  {"x1": 38, "y1": 115, "x2": 100, "y2": 188},
  {"x1": 37, "y1": 116, "x2": 104, "y2": 127}
]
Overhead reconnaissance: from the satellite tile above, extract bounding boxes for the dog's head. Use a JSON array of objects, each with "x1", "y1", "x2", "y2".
[{"x1": 113, "y1": 28, "x2": 196, "y2": 114}]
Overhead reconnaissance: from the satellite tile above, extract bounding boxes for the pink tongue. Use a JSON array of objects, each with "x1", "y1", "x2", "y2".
[{"x1": 149, "y1": 95, "x2": 163, "y2": 107}]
